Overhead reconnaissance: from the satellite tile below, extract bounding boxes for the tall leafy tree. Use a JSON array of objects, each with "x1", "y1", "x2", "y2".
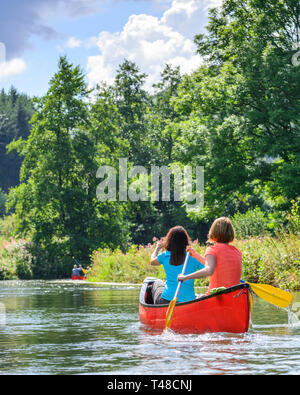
[
  {"x1": 149, "y1": 65, "x2": 201, "y2": 237},
  {"x1": 8, "y1": 57, "x2": 129, "y2": 276},
  {"x1": 193, "y1": 0, "x2": 300, "y2": 210},
  {"x1": 152, "y1": 64, "x2": 183, "y2": 163},
  {"x1": 114, "y1": 59, "x2": 151, "y2": 166},
  {"x1": 112, "y1": 60, "x2": 158, "y2": 243}
]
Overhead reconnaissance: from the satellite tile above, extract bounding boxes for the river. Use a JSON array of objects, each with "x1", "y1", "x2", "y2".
[{"x1": 0, "y1": 280, "x2": 299, "y2": 375}]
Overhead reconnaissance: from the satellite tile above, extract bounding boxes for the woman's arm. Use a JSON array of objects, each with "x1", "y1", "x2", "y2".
[
  {"x1": 186, "y1": 246, "x2": 205, "y2": 265},
  {"x1": 178, "y1": 255, "x2": 216, "y2": 281},
  {"x1": 150, "y1": 240, "x2": 163, "y2": 266}
]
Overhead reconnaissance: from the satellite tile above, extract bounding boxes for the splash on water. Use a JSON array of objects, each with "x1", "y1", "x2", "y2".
[
  {"x1": 162, "y1": 327, "x2": 178, "y2": 339},
  {"x1": 286, "y1": 306, "x2": 300, "y2": 329}
]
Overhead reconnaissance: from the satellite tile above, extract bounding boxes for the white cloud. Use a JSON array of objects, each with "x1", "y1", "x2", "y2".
[
  {"x1": 161, "y1": 0, "x2": 208, "y2": 38},
  {"x1": 84, "y1": 36, "x2": 98, "y2": 49},
  {"x1": 66, "y1": 36, "x2": 82, "y2": 48},
  {"x1": 86, "y1": 0, "x2": 217, "y2": 91},
  {"x1": 0, "y1": 58, "x2": 27, "y2": 79},
  {"x1": 203, "y1": 0, "x2": 224, "y2": 9}
]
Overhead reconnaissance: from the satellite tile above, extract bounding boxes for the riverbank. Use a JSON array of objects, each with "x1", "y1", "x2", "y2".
[
  {"x1": 1, "y1": 231, "x2": 300, "y2": 291},
  {"x1": 88, "y1": 232, "x2": 300, "y2": 291}
]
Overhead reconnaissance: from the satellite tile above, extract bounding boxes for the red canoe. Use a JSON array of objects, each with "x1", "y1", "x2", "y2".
[
  {"x1": 72, "y1": 275, "x2": 87, "y2": 280},
  {"x1": 139, "y1": 278, "x2": 251, "y2": 334}
]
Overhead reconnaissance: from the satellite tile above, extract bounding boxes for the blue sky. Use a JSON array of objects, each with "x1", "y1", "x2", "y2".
[{"x1": 0, "y1": 0, "x2": 221, "y2": 97}]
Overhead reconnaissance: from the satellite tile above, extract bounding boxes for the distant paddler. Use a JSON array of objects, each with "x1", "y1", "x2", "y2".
[
  {"x1": 72, "y1": 257, "x2": 87, "y2": 277},
  {"x1": 79, "y1": 264, "x2": 87, "y2": 276},
  {"x1": 72, "y1": 265, "x2": 80, "y2": 277}
]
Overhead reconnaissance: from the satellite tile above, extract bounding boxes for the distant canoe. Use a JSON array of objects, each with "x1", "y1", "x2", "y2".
[
  {"x1": 71, "y1": 275, "x2": 87, "y2": 280},
  {"x1": 139, "y1": 278, "x2": 251, "y2": 334}
]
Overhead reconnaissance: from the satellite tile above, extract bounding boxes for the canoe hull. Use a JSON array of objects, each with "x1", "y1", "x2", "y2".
[
  {"x1": 71, "y1": 275, "x2": 87, "y2": 280},
  {"x1": 139, "y1": 279, "x2": 250, "y2": 334}
]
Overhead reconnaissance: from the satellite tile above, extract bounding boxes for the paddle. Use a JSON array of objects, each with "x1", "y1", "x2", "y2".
[
  {"x1": 165, "y1": 251, "x2": 190, "y2": 331},
  {"x1": 240, "y1": 280, "x2": 293, "y2": 308},
  {"x1": 190, "y1": 259, "x2": 293, "y2": 308}
]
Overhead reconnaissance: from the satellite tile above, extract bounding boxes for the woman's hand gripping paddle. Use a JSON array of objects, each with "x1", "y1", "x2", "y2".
[{"x1": 165, "y1": 252, "x2": 190, "y2": 331}]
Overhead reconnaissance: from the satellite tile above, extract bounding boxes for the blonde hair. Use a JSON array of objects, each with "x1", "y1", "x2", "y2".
[{"x1": 208, "y1": 217, "x2": 235, "y2": 243}]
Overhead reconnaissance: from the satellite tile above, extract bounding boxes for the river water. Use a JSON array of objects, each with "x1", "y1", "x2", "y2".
[{"x1": 0, "y1": 280, "x2": 299, "y2": 375}]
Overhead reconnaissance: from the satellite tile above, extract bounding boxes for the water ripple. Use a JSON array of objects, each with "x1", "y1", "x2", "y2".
[{"x1": 0, "y1": 280, "x2": 300, "y2": 375}]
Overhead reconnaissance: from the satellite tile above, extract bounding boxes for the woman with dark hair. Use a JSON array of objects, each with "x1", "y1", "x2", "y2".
[{"x1": 150, "y1": 226, "x2": 203, "y2": 305}]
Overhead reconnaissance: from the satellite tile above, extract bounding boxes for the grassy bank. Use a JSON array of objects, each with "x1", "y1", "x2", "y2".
[
  {"x1": 88, "y1": 232, "x2": 300, "y2": 291},
  {"x1": 1, "y1": 209, "x2": 299, "y2": 290},
  {"x1": 87, "y1": 244, "x2": 167, "y2": 285}
]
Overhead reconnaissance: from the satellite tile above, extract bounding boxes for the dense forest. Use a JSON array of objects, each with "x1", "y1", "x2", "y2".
[
  {"x1": 0, "y1": 88, "x2": 34, "y2": 218},
  {"x1": 0, "y1": 88, "x2": 34, "y2": 191},
  {"x1": 0, "y1": 0, "x2": 299, "y2": 279}
]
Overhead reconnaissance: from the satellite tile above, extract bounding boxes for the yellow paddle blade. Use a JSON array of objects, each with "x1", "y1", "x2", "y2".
[
  {"x1": 165, "y1": 298, "x2": 177, "y2": 330},
  {"x1": 248, "y1": 282, "x2": 293, "y2": 308},
  {"x1": 249, "y1": 291, "x2": 253, "y2": 316}
]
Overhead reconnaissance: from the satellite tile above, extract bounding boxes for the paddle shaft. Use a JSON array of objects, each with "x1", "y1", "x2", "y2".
[
  {"x1": 165, "y1": 252, "x2": 190, "y2": 329},
  {"x1": 174, "y1": 251, "x2": 191, "y2": 300}
]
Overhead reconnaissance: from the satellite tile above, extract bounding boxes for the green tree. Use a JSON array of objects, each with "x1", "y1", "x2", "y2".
[
  {"x1": 170, "y1": 65, "x2": 256, "y2": 220},
  {"x1": 111, "y1": 60, "x2": 157, "y2": 243},
  {"x1": 148, "y1": 65, "x2": 202, "y2": 238},
  {"x1": 114, "y1": 59, "x2": 151, "y2": 166},
  {"x1": 152, "y1": 64, "x2": 183, "y2": 163},
  {"x1": 193, "y1": 0, "x2": 300, "y2": 211},
  {"x1": 0, "y1": 87, "x2": 34, "y2": 192},
  {"x1": 88, "y1": 83, "x2": 130, "y2": 249},
  {"x1": 7, "y1": 57, "x2": 129, "y2": 277}
]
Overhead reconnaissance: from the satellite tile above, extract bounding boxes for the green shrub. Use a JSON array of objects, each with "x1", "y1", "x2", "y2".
[
  {"x1": 0, "y1": 238, "x2": 74, "y2": 280},
  {"x1": 88, "y1": 234, "x2": 300, "y2": 291},
  {"x1": 27, "y1": 242, "x2": 74, "y2": 279},
  {"x1": 232, "y1": 207, "x2": 270, "y2": 239},
  {"x1": 0, "y1": 214, "x2": 18, "y2": 239},
  {"x1": 0, "y1": 253, "x2": 17, "y2": 280},
  {"x1": 88, "y1": 245, "x2": 166, "y2": 283},
  {"x1": 0, "y1": 239, "x2": 33, "y2": 280},
  {"x1": 88, "y1": 241, "x2": 209, "y2": 286},
  {"x1": 233, "y1": 232, "x2": 300, "y2": 290},
  {"x1": 286, "y1": 199, "x2": 300, "y2": 234}
]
